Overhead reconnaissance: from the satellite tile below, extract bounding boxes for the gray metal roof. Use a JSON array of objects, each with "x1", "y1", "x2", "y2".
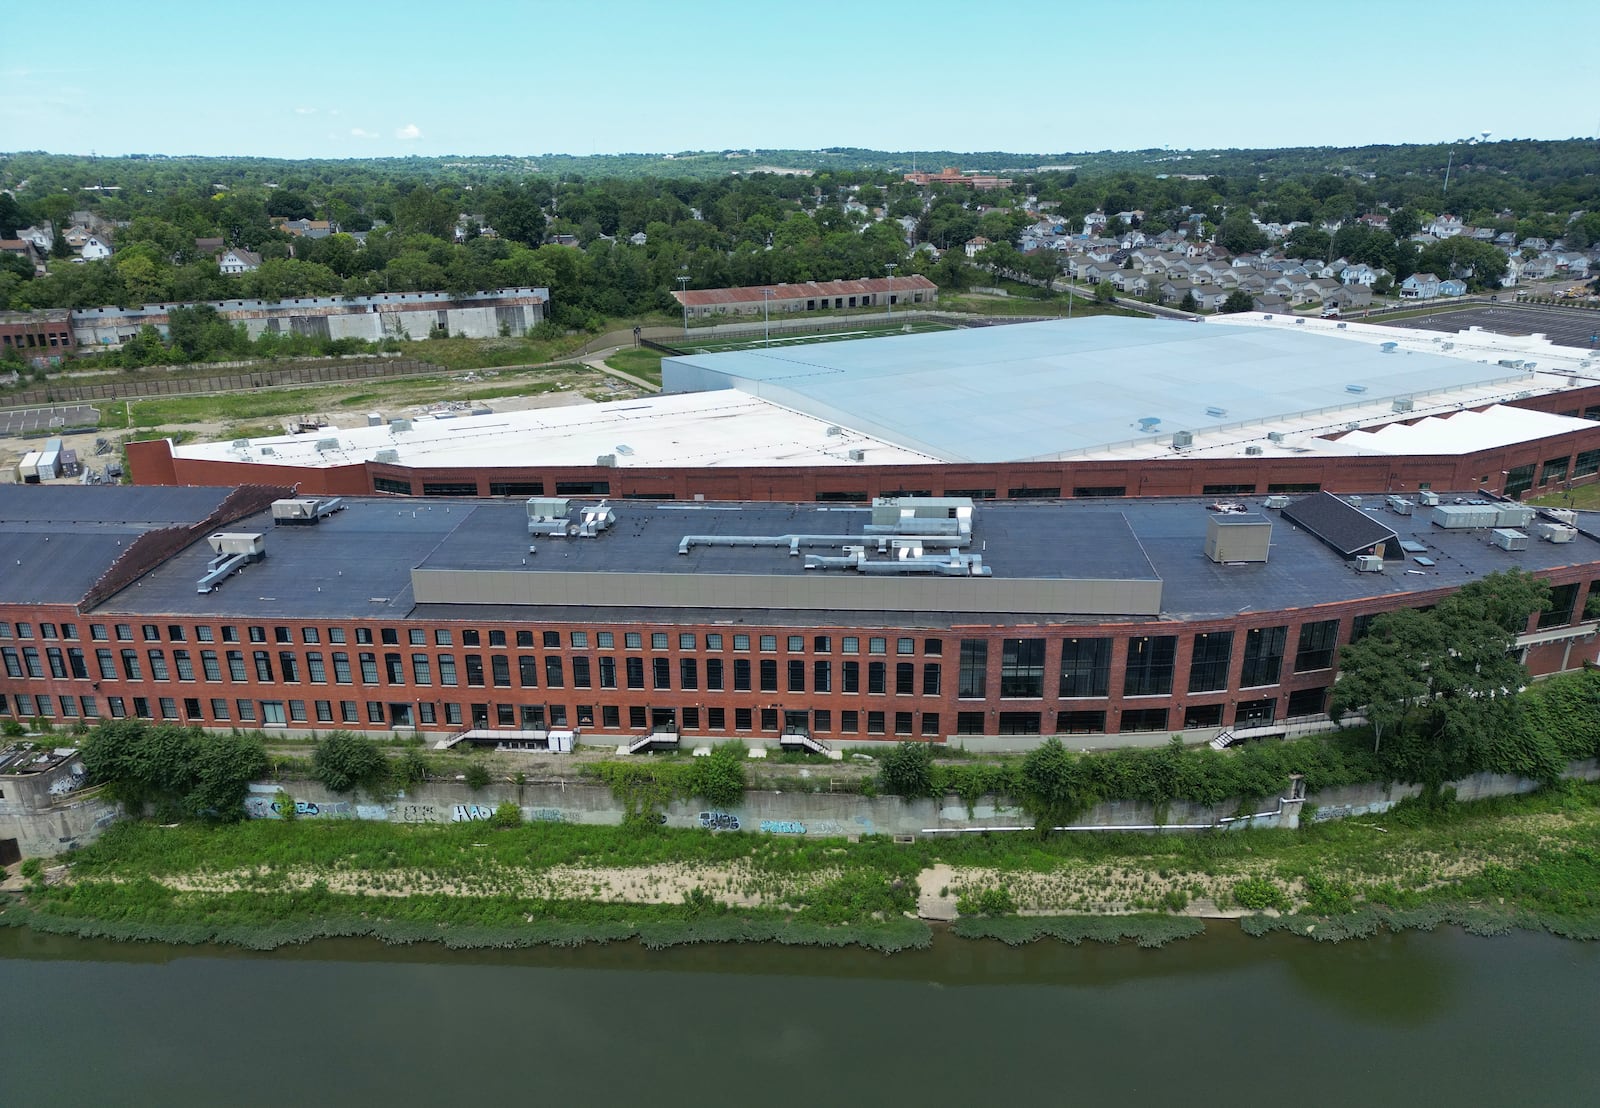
[{"x1": 661, "y1": 317, "x2": 1519, "y2": 463}]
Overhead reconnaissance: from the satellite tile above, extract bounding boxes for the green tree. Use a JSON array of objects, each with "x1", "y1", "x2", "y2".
[
  {"x1": 1388, "y1": 208, "x2": 1421, "y2": 240},
  {"x1": 310, "y1": 732, "x2": 389, "y2": 795},
  {"x1": 878, "y1": 741, "x2": 936, "y2": 798},
  {"x1": 1018, "y1": 738, "x2": 1092, "y2": 837},
  {"x1": 1331, "y1": 608, "x2": 1439, "y2": 754},
  {"x1": 1095, "y1": 279, "x2": 1115, "y2": 303},
  {"x1": 186, "y1": 731, "x2": 268, "y2": 821},
  {"x1": 685, "y1": 741, "x2": 746, "y2": 808},
  {"x1": 1214, "y1": 215, "x2": 1268, "y2": 254},
  {"x1": 1415, "y1": 236, "x2": 1508, "y2": 291},
  {"x1": 1179, "y1": 290, "x2": 1199, "y2": 313},
  {"x1": 464, "y1": 761, "x2": 492, "y2": 791},
  {"x1": 1284, "y1": 226, "x2": 1332, "y2": 260},
  {"x1": 1220, "y1": 289, "x2": 1254, "y2": 314}
]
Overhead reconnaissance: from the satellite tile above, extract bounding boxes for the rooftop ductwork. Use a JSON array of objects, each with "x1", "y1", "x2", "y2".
[{"x1": 527, "y1": 498, "x2": 616, "y2": 541}]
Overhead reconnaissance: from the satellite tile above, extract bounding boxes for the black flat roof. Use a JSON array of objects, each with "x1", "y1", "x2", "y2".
[{"x1": 68, "y1": 489, "x2": 1600, "y2": 627}]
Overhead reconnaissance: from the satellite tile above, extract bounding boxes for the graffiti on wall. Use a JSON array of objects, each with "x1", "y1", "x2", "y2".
[
  {"x1": 527, "y1": 808, "x2": 566, "y2": 823},
  {"x1": 243, "y1": 796, "x2": 353, "y2": 820},
  {"x1": 47, "y1": 764, "x2": 87, "y2": 799},
  {"x1": 759, "y1": 819, "x2": 806, "y2": 835},
  {"x1": 697, "y1": 810, "x2": 741, "y2": 831},
  {"x1": 452, "y1": 803, "x2": 495, "y2": 822}
]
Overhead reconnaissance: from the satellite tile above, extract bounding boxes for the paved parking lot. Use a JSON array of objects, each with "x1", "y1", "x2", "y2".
[
  {"x1": 0, "y1": 405, "x2": 101, "y2": 437},
  {"x1": 1380, "y1": 304, "x2": 1600, "y2": 350}
]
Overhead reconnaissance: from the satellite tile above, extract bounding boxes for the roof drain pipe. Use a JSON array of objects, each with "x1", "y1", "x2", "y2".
[{"x1": 677, "y1": 533, "x2": 970, "y2": 556}]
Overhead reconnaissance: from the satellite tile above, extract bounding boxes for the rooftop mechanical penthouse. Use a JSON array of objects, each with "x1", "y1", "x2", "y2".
[{"x1": 4, "y1": 484, "x2": 1599, "y2": 753}]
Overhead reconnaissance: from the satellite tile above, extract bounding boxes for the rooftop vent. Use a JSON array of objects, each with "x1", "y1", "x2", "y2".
[
  {"x1": 1172, "y1": 430, "x2": 1193, "y2": 448},
  {"x1": 197, "y1": 532, "x2": 265, "y2": 594},
  {"x1": 848, "y1": 449, "x2": 866, "y2": 462},
  {"x1": 1138, "y1": 416, "x2": 1162, "y2": 432},
  {"x1": 1205, "y1": 406, "x2": 1228, "y2": 418},
  {"x1": 615, "y1": 444, "x2": 634, "y2": 456},
  {"x1": 1267, "y1": 431, "x2": 1286, "y2": 443},
  {"x1": 1380, "y1": 342, "x2": 1399, "y2": 353},
  {"x1": 1393, "y1": 398, "x2": 1414, "y2": 413},
  {"x1": 1345, "y1": 384, "x2": 1368, "y2": 394},
  {"x1": 1244, "y1": 445, "x2": 1263, "y2": 455}
]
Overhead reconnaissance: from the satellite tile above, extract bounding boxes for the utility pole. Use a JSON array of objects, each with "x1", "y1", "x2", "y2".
[
  {"x1": 762, "y1": 288, "x2": 773, "y2": 347},
  {"x1": 676, "y1": 272, "x2": 690, "y2": 338},
  {"x1": 885, "y1": 262, "x2": 897, "y2": 319}
]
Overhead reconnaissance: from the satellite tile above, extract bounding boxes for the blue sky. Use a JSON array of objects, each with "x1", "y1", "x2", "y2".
[{"x1": 4, "y1": 0, "x2": 1597, "y2": 159}]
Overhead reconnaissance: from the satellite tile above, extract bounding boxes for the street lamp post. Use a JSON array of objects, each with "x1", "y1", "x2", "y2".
[
  {"x1": 762, "y1": 288, "x2": 773, "y2": 347},
  {"x1": 676, "y1": 272, "x2": 690, "y2": 338},
  {"x1": 885, "y1": 262, "x2": 897, "y2": 319}
]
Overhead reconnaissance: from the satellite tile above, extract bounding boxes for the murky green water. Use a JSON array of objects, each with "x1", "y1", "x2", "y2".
[{"x1": 2, "y1": 925, "x2": 1595, "y2": 1105}]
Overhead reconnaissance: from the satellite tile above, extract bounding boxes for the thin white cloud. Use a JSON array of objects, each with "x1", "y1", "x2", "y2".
[
  {"x1": 293, "y1": 106, "x2": 319, "y2": 115},
  {"x1": 350, "y1": 128, "x2": 378, "y2": 139},
  {"x1": 395, "y1": 123, "x2": 422, "y2": 141}
]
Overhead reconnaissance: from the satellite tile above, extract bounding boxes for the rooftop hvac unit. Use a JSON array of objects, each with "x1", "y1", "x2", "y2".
[
  {"x1": 1532, "y1": 521, "x2": 1577, "y2": 544},
  {"x1": 1385, "y1": 496, "x2": 1413, "y2": 516},
  {"x1": 1348, "y1": 495, "x2": 1363, "y2": 506},
  {"x1": 1244, "y1": 445, "x2": 1264, "y2": 455},
  {"x1": 1356, "y1": 554, "x2": 1384, "y2": 573},
  {"x1": 367, "y1": 412, "x2": 383, "y2": 426},
  {"x1": 259, "y1": 446, "x2": 275, "y2": 456},
  {"x1": 373, "y1": 448, "x2": 399, "y2": 464},
  {"x1": 1263, "y1": 495, "x2": 1292, "y2": 509},
  {"x1": 848, "y1": 449, "x2": 866, "y2": 462},
  {"x1": 389, "y1": 419, "x2": 412, "y2": 433},
  {"x1": 596, "y1": 454, "x2": 616, "y2": 467},
  {"x1": 1392, "y1": 398, "x2": 1414, "y2": 413},
  {"x1": 1418, "y1": 490, "x2": 1440, "y2": 506},
  {"x1": 1491, "y1": 528, "x2": 1528, "y2": 551},
  {"x1": 1267, "y1": 431, "x2": 1286, "y2": 443},
  {"x1": 315, "y1": 437, "x2": 340, "y2": 452},
  {"x1": 230, "y1": 438, "x2": 250, "y2": 449},
  {"x1": 1337, "y1": 322, "x2": 1348, "y2": 329},
  {"x1": 826, "y1": 425, "x2": 843, "y2": 436},
  {"x1": 1172, "y1": 430, "x2": 1193, "y2": 448},
  {"x1": 1544, "y1": 508, "x2": 1577, "y2": 525}
]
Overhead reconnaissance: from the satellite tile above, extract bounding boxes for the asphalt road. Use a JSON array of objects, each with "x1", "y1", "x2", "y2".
[
  {"x1": 1378, "y1": 304, "x2": 1600, "y2": 350},
  {"x1": 0, "y1": 404, "x2": 100, "y2": 437}
]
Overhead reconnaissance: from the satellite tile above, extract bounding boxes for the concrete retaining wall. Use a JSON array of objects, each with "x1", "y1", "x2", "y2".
[{"x1": 7, "y1": 759, "x2": 1596, "y2": 858}]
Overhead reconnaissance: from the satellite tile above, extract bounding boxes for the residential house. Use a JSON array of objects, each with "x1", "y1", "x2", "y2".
[
  {"x1": 1157, "y1": 278, "x2": 1198, "y2": 304},
  {"x1": 1252, "y1": 293, "x2": 1292, "y2": 313},
  {"x1": 1426, "y1": 214, "x2": 1464, "y2": 238},
  {"x1": 193, "y1": 237, "x2": 225, "y2": 257},
  {"x1": 1520, "y1": 255, "x2": 1558, "y2": 281},
  {"x1": 1110, "y1": 271, "x2": 1149, "y2": 295},
  {"x1": 1400, "y1": 272, "x2": 1442, "y2": 299},
  {"x1": 964, "y1": 236, "x2": 991, "y2": 258},
  {"x1": 628, "y1": 232, "x2": 648, "y2": 246},
  {"x1": 1520, "y1": 237, "x2": 1550, "y2": 253},
  {"x1": 278, "y1": 219, "x2": 334, "y2": 239},
  {"x1": 1494, "y1": 231, "x2": 1518, "y2": 248},
  {"x1": 1438, "y1": 279, "x2": 1468, "y2": 297},
  {"x1": 0, "y1": 239, "x2": 44, "y2": 275},
  {"x1": 218, "y1": 247, "x2": 262, "y2": 274},
  {"x1": 61, "y1": 224, "x2": 93, "y2": 250},
  {"x1": 1082, "y1": 211, "x2": 1109, "y2": 235},
  {"x1": 1339, "y1": 263, "x2": 1381, "y2": 286},
  {"x1": 15, "y1": 225, "x2": 52, "y2": 254},
  {"x1": 1321, "y1": 284, "x2": 1373, "y2": 312},
  {"x1": 80, "y1": 235, "x2": 113, "y2": 261}
]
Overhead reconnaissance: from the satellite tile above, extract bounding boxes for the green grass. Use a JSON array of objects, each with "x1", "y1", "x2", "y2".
[
  {"x1": 14, "y1": 782, "x2": 1600, "y2": 952},
  {"x1": 1529, "y1": 484, "x2": 1600, "y2": 511},
  {"x1": 114, "y1": 364, "x2": 606, "y2": 430},
  {"x1": 603, "y1": 348, "x2": 664, "y2": 385},
  {"x1": 677, "y1": 320, "x2": 952, "y2": 355}
]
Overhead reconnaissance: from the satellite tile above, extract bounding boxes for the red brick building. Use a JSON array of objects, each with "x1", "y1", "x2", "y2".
[{"x1": 2, "y1": 485, "x2": 1596, "y2": 752}]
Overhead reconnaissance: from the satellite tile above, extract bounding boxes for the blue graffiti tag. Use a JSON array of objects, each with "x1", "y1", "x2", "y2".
[{"x1": 759, "y1": 819, "x2": 806, "y2": 835}]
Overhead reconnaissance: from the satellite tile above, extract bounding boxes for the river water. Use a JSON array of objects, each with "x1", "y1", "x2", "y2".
[{"x1": 3, "y1": 925, "x2": 1595, "y2": 1106}]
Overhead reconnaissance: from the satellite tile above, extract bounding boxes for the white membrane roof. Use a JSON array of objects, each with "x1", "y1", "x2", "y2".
[
  {"x1": 170, "y1": 390, "x2": 939, "y2": 470},
  {"x1": 661, "y1": 316, "x2": 1531, "y2": 462}
]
